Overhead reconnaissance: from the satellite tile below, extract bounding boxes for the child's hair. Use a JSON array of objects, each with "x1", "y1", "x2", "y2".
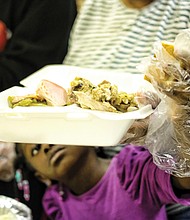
[
  {"x1": 13, "y1": 143, "x2": 36, "y2": 202},
  {"x1": 15, "y1": 143, "x2": 35, "y2": 172}
]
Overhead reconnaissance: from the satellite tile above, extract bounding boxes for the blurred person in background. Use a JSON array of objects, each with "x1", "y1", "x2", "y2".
[
  {"x1": 64, "y1": 0, "x2": 189, "y2": 73},
  {"x1": 0, "y1": 0, "x2": 77, "y2": 219},
  {"x1": 63, "y1": 0, "x2": 190, "y2": 219},
  {"x1": 0, "y1": 0, "x2": 77, "y2": 92}
]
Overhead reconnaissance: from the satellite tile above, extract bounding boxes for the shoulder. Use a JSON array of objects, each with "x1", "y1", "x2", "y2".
[
  {"x1": 115, "y1": 145, "x2": 152, "y2": 173},
  {"x1": 116, "y1": 145, "x2": 151, "y2": 166},
  {"x1": 114, "y1": 145, "x2": 171, "y2": 202},
  {"x1": 42, "y1": 184, "x2": 66, "y2": 219},
  {"x1": 115, "y1": 145, "x2": 159, "y2": 187},
  {"x1": 43, "y1": 184, "x2": 60, "y2": 205}
]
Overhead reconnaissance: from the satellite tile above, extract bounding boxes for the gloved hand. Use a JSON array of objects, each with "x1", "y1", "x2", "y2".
[
  {"x1": 143, "y1": 29, "x2": 190, "y2": 177},
  {"x1": 0, "y1": 142, "x2": 16, "y2": 182},
  {"x1": 119, "y1": 88, "x2": 161, "y2": 145}
]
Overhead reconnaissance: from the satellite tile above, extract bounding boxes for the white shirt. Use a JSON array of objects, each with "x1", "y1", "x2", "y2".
[{"x1": 64, "y1": 0, "x2": 190, "y2": 74}]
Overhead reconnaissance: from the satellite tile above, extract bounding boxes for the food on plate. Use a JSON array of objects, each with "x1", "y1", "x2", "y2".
[
  {"x1": 36, "y1": 79, "x2": 68, "y2": 106},
  {"x1": 8, "y1": 79, "x2": 68, "y2": 108},
  {"x1": 8, "y1": 94, "x2": 47, "y2": 108},
  {"x1": 8, "y1": 77, "x2": 139, "y2": 113},
  {"x1": 68, "y1": 77, "x2": 139, "y2": 113}
]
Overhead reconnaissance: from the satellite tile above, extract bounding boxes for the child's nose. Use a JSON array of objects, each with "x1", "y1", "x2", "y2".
[{"x1": 42, "y1": 144, "x2": 53, "y2": 154}]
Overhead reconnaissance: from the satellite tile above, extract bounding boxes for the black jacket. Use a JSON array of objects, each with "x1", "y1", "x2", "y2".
[{"x1": 0, "y1": 0, "x2": 77, "y2": 92}]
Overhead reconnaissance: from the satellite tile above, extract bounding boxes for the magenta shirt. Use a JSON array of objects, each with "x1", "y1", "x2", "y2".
[{"x1": 43, "y1": 145, "x2": 190, "y2": 220}]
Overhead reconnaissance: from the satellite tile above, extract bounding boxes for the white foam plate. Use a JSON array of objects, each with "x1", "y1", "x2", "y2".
[{"x1": 0, "y1": 65, "x2": 154, "y2": 146}]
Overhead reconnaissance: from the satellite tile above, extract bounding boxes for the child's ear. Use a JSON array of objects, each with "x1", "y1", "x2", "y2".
[{"x1": 34, "y1": 171, "x2": 52, "y2": 186}]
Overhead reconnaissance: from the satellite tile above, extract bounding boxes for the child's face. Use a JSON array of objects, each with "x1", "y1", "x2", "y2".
[{"x1": 22, "y1": 144, "x2": 92, "y2": 181}]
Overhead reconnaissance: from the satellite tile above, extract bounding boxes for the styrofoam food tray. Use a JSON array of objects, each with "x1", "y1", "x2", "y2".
[{"x1": 0, "y1": 65, "x2": 154, "y2": 146}]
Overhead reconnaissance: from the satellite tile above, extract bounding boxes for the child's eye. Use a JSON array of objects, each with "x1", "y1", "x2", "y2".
[
  {"x1": 32, "y1": 148, "x2": 38, "y2": 156},
  {"x1": 31, "y1": 144, "x2": 41, "y2": 156}
]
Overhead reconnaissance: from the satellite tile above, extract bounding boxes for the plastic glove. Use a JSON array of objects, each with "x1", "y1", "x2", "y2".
[
  {"x1": 142, "y1": 29, "x2": 190, "y2": 177},
  {"x1": 119, "y1": 88, "x2": 161, "y2": 145},
  {"x1": 119, "y1": 117, "x2": 150, "y2": 145}
]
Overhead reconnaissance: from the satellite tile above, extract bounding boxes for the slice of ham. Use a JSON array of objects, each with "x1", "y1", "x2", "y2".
[{"x1": 36, "y1": 79, "x2": 68, "y2": 106}]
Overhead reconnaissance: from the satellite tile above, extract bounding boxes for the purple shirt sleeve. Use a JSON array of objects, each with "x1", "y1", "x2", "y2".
[{"x1": 116, "y1": 145, "x2": 190, "y2": 206}]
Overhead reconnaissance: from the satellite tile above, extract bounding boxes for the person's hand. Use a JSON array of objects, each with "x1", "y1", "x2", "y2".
[
  {"x1": 135, "y1": 89, "x2": 161, "y2": 109},
  {"x1": 119, "y1": 87, "x2": 160, "y2": 145},
  {"x1": 0, "y1": 142, "x2": 16, "y2": 182},
  {"x1": 119, "y1": 117, "x2": 150, "y2": 145}
]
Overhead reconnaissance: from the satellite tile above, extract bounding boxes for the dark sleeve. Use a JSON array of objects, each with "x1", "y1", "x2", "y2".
[{"x1": 0, "y1": 0, "x2": 77, "y2": 92}]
